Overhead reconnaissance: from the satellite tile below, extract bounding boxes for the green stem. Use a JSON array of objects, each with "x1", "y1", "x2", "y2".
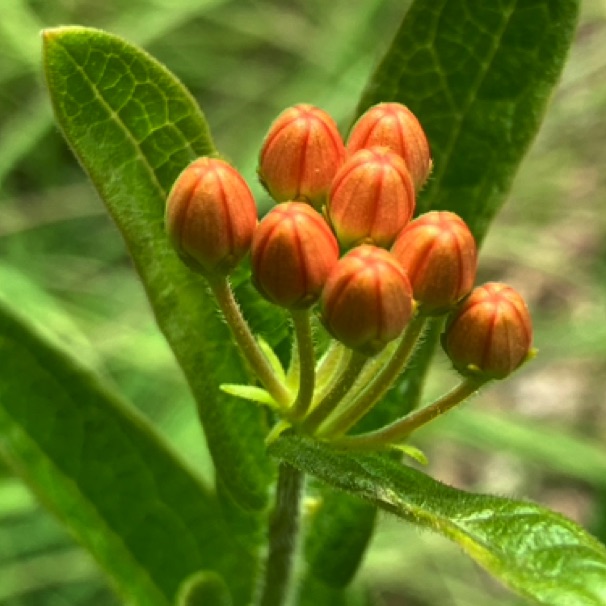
[
  {"x1": 289, "y1": 309, "x2": 315, "y2": 419},
  {"x1": 343, "y1": 337, "x2": 399, "y2": 401},
  {"x1": 332, "y1": 377, "x2": 487, "y2": 451},
  {"x1": 315, "y1": 340, "x2": 346, "y2": 390},
  {"x1": 302, "y1": 350, "x2": 368, "y2": 433},
  {"x1": 257, "y1": 463, "x2": 304, "y2": 606},
  {"x1": 316, "y1": 312, "x2": 427, "y2": 438},
  {"x1": 312, "y1": 342, "x2": 350, "y2": 406},
  {"x1": 210, "y1": 277, "x2": 291, "y2": 408},
  {"x1": 285, "y1": 330, "x2": 300, "y2": 391}
]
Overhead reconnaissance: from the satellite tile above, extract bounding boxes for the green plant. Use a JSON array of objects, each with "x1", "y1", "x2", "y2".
[{"x1": 1, "y1": 1, "x2": 605, "y2": 605}]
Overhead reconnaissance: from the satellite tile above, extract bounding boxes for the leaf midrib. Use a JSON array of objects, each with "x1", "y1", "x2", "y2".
[
  {"x1": 427, "y1": 0, "x2": 517, "y2": 199},
  {"x1": 54, "y1": 30, "x2": 200, "y2": 200}
]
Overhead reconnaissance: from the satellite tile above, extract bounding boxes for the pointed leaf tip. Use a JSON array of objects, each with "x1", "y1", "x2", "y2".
[{"x1": 42, "y1": 25, "x2": 272, "y2": 511}]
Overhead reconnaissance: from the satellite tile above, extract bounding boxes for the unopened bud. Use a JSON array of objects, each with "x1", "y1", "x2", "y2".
[
  {"x1": 251, "y1": 202, "x2": 339, "y2": 309},
  {"x1": 392, "y1": 211, "x2": 477, "y2": 314},
  {"x1": 347, "y1": 102, "x2": 432, "y2": 191},
  {"x1": 258, "y1": 104, "x2": 346, "y2": 210},
  {"x1": 328, "y1": 147, "x2": 415, "y2": 250},
  {"x1": 321, "y1": 245, "x2": 413, "y2": 355},
  {"x1": 442, "y1": 282, "x2": 533, "y2": 380},
  {"x1": 165, "y1": 157, "x2": 257, "y2": 277}
]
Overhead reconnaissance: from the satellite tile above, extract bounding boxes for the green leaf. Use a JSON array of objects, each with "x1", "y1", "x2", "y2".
[
  {"x1": 214, "y1": 474, "x2": 266, "y2": 550},
  {"x1": 176, "y1": 571, "x2": 232, "y2": 606},
  {"x1": 0, "y1": 302, "x2": 257, "y2": 606},
  {"x1": 323, "y1": 1, "x2": 581, "y2": 584},
  {"x1": 271, "y1": 436, "x2": 606, "y2": 606},
  {"x1": 220, "y1": 384, "x2": 278, "y2": 407},
  {"x1": 257, "y1": 336, "x2": 287, "y2": 385},
  {"x1": 297, "y1": 575, "x2": 355, "y2": 606},
  {"x1": 0, "y1": 263, "x2": 102, "y2": 371},
  {"x1": 356, "y1": 0, "x2": 580, "y2": 243},
  {"x1": 391, "y1": 443, "x2": 428, "y2": 466},
  {"x1": 304, "y1": 484, "x2": 376, "y2": 588},
  {"x1": 42, "y1": 26, "x2": 272, "y2": 511}
]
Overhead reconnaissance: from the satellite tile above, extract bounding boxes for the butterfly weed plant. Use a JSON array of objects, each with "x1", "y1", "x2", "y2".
[{"x1": 0, "y1": 1, "x2": 605, "y2": 605}]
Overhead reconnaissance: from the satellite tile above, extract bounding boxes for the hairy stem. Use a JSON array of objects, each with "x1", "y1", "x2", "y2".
[
  {"x1": 314, "y1": 341, "x2": 347, "y2": 393},
  {"x1": 317, "y1": 312, "x2": 427, "y2": 437},
  {"x1": 332, "y1": 377, "x2": 486, "y2": 450},
  {"x1": 257, "y1": 463, "x2": 304, "y2": 606},
  {"x1": 302, "y1": 350, "x2": 368, "y2": 433},
  {"x1": 210, "y1": 277, "x2": 291, "y2": 408},
  {"x1": 289, "y1": 309, "x2": 315, "y2": 419}
]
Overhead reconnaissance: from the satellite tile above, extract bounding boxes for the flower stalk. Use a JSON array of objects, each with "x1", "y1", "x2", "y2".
[
  {"x1": 302, "y1": 350, "x2": 368, "y2": 433},
  {"x1": 316, "y1": 311, "x2": 427, "y2": 438},
  {"x1": 314, "y1": 340, "x2": 348, "y2": 396},
  {"x1": 331, "y1": 377, "x2": 487, "y2": 451},
  {"x1": 209, "y1": 276, "x2": 292, "y2": 408},
  {"x1": 289, "y1": 309, "x2": 316, "y2": 419},
  {"x1": 257, "y1": 462, "x2": 304, "y2": 606}
]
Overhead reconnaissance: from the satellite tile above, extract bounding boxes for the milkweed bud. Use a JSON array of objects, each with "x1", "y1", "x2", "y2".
[
  {"x1": 251, "y1": 202, "x2": 339, "y2": 309},
  {"x1": 328, "y1": 147, "x2": 415, "y2": 250},
  {"x1": 442, "y1": 282, "x2": 533, "y2": 380},
  {"x1": 165, "y1": 157, "x2": 257, "y2": 277},
  {"x1": 321, "y1": 245, "x2": 413, "y2": 355},
  {"x1": 392, "y1": 211, "x2": 477, "y2": 314},
  {"x1": 347, "y1": 102, "x2": 432, "y2": 191},
  {"x1": 258, "y1": 104, "x2": 346, "y2": 210}
]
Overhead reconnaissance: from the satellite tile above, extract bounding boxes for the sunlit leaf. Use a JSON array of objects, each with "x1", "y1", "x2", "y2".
[
  {"x1": 272, "y1": 435, "x2": 606, "y2": 606},
  {"x1": 313, "y1": 0, "x2": 581, "y2": 588},
  {"x1": 42, "y1": 26, "x2": 272, "y2": 511}
]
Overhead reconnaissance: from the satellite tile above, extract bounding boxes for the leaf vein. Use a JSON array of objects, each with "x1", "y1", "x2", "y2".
[{"x1": 429, "y1": 0, "x2": 518, "y2": 194}]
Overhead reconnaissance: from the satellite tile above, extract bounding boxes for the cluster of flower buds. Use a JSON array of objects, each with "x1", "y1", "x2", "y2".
[
  {"x1": 165, "y1": 100, "x2": 534, "y2": 442},
  {"x1": 253, "y1": 102, "x2": 425, "y2": 354}
]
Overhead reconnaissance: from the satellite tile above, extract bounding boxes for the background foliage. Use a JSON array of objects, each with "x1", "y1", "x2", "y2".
[{"x1": 1, "y1": 0, "x2": 605, "y2": 604}]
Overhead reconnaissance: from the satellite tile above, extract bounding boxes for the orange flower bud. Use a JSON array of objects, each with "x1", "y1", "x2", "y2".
[
  {"x1": 392, "y1": 211, "x2": 477, "y2": 314},
  {"x1": 328, "y1": 147, "x2": 415, "y2": 249},
  {"x1": 347, "y1": 102, "x2": 432, "y2": 191},
  {"x1": 442, "y1": 283, "x2": 533, "y2": 380},
  {"x1": 321, "y1": 246, "x2": 413, "y2": 355},
  {"x1": 258, "y1": 104, "x2": 346, "y2": 210},
  {"x1": 165, "y1": 157, "x2": 257, "y2": 277},
  {"x1": 251, "y1": 202, "x2": 339, "y2": 309}
]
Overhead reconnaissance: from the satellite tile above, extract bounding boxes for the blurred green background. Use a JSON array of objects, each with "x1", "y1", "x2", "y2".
[{"x1": 1, "y1": 0, "x2": 605, "y2": 604}]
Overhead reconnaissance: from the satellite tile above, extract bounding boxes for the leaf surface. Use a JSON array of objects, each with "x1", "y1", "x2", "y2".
[
  {"x1": 314, "y1": 0, "x2": 581, "y2": 587},
  {"x1": 271, "y1": 435, "x2": 606, "y2": 606},
  {"x1": 304, "y1": 484, "x2": 376, "y2": 588},
  {"x1": 42, "y1": 26, "x2": 272, "y2": 510},
  {"x1": 0, "y1": 302, "x2": 256, "y2": 606},
  {"x1": 356, "y1": 0, "x2": 580, "y2": 243}
]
